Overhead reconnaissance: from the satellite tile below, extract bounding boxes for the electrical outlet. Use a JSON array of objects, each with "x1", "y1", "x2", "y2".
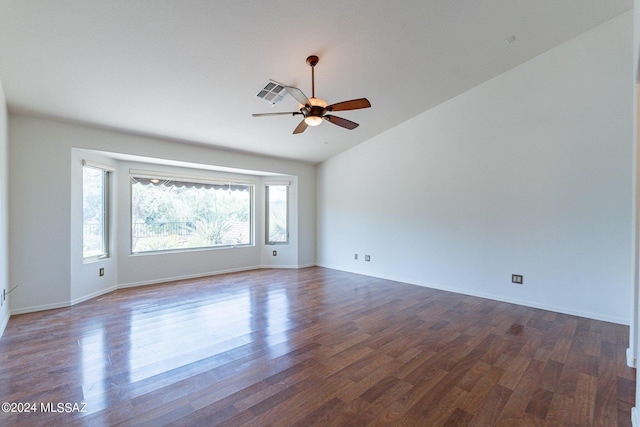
[
  {"x1": 512, "y1": 274, "x2": 523, "y2": 284},
  {"x1": 354, "y1": 254, "x2": 358, "y2": 260},
  {"x1": 365, "y1": 255, "x2": 371, "y2": 262},
  {"x1": 272, "y1": 250, "x2": 277, "y2": 256},
  {"x1": 99, "y1": 268, "x2": 105, "y2": 277}
]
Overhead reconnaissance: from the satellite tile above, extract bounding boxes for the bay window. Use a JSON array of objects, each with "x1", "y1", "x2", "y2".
[{"x1": 130, "y1": 171, "x2": 253, "y2": 253}]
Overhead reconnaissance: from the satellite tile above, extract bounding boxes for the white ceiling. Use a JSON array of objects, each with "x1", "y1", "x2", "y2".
[{"x1": 0, "y1": 1, "x2": 632, "y2": 164}]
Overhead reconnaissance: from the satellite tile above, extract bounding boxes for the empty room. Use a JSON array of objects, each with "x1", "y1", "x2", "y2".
[{"x1": 0, "y1": 1, "x2": 639, "y2": 426}]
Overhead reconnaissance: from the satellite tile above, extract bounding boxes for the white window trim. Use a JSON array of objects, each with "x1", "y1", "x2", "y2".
[
  {"x1": 129, "y1": 168, "x2": 254, "y2": 187},
  {"x1": 265, "y1": 182, "x2": 290, "y2": 245},
  {"x1": 129, "y1": 169, "x2": 256, "y2": 254},
  {"x1": 82, "y1": 160, "x2": 112, "y2": 261},
  {"x1": 83, "y1": 159, "x2": 116, "y2": 172}
]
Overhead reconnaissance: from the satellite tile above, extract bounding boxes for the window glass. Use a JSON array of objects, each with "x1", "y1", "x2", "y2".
[
  {"x1": 131, "y1": 176, "x2": 252, "y2": 253},
  {"x1": 266, "y1": 184, "x2": 288, "y2": 244},
  {"x1": 83, "y1": 166, "x2": 108, "y2": 259}
]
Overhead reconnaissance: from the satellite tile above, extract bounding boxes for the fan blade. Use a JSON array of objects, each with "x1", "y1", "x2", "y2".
[
  {"x1": 285, "y1": 86, "x2": 310, "y2": 106},
  {"x1": 324, "y1": 115, "x2": 359, "y2": 130},
  {"x1": 326, "y1": 98, "x2": 371, "y2": 112},
  {"x1": 252, "y1": 112, "x2": 299, "y2": 117},
  {"x1": 293, "y1": 119, "x2": 308, "y2": 134}
]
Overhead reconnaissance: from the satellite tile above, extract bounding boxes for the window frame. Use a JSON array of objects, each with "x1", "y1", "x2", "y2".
[
  {"x1": 265, "y1": 183, "x2": 289, "y2": 245},
  {"x1": 82, "y1": 162, "x2": 111, "y2": 261},
  {"x1": 129, "y1": 170, "x2": 255, "y2": 255}
]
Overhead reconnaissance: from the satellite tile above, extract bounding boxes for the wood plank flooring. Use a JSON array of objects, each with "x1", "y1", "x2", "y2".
[{"x1": 0, "y1": 267, "x2": 635, "y2": 426}]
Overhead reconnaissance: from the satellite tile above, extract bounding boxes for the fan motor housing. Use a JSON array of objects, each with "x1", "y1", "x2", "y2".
[{"x1": 304, "y1": 105, "x2": 325, "y2": 117}]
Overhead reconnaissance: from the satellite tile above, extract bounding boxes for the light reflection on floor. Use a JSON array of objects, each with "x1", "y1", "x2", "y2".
[
  {"x1": 80, "y1": 329, "x2": 108, "y2": 410},
  {"x1": 11, "y1": 273, "x2": 303, "y2": 419},
  {"x1": 121, "y1": 286, "x2": 293, "y2": 383},
  {"x1": 127, "y1": 289, "x2": 252, "y2": 382}
]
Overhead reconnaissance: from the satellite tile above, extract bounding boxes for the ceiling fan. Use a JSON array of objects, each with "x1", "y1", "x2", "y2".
[{"x1": 252, "y1": 55, "x2": 371, "y2": 134}]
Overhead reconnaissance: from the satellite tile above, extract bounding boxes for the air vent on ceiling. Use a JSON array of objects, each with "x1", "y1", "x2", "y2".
[{"x1": 256, "y1": 80, "x2": 288, "y2": 105}]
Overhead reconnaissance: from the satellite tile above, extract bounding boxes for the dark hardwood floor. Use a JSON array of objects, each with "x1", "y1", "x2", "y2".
[{"x1": 0, "y1": 267, "x2": 635, "y2": 426}]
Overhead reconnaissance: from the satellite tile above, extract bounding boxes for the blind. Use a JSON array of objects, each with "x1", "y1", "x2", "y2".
[
  {"x1": 130, "y1": 169, "x2": 252, "y2": 192},
  {"x1": 83, "y1": 159, "x2": 116, "y2": 172}
]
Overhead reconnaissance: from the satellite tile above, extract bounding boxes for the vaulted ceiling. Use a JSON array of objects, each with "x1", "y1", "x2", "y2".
[{"x1": 0, "y1": 1, "x2": 632, "y2": 163}]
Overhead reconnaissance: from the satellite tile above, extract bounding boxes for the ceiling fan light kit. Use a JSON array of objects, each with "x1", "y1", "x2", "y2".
[
  {"x1": 304, "y1": 115, "x2": 323, "y2": 127},
  {"x1": 252, "y1": 55, "x2": 371, "y2": 134}
]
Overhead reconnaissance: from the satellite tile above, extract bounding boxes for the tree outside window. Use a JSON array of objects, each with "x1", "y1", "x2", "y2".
[
  {"x1": 266, "y1": 184, "x2": 288, "y2": 244},
  {"x1": 83, "y1": 166, "x2": 109, "y2": 259},
  {"x1": 131, "y1": 176, "x2": 252, "y2": 253}
]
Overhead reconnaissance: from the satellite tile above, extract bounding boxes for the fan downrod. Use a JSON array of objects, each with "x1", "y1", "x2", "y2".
[{"x1": 306, "y1": 55, "x2": 320, "y2": 98}]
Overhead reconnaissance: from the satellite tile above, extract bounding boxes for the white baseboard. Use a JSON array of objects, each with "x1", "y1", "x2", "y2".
[
  {"x1": 11, "y1": 300, "x2": 71, "y2": 315},
  {"x1": 628, "y1": 348, "x2": 637, "y2": 368},
  {"x1": 70, "y1": 285, "x2": 118, "y2": 306},
  {"x1": 316, "y1": 263, "x2": 629, "y2": 325},
  {"x1": 13, "y1": 285, "x2": 120, "y2": 316},
  {"x1": 118, "y1": 265, "x2": 261, "y2": 289},
  {"x1": 8, "y1": 264, "x2": 318, "y2": 317},
  {"x1": 11, "y1": 271, "x2": 258, "y2": 315},
  {"x1": 296, "y1": 263, "x2": 316, "y2": 269},
  {"x1": 259, "y1": 263, "x2": 316, "y2": 269}
]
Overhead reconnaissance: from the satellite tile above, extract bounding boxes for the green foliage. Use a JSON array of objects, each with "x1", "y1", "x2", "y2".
[
  {"x1": 268, "y1": 200, "x2": 287, "y2": 243},
  {"x1": 132, "y1": 235, "x2": 185, "y2": 252},
  {"x1": 267, "y1": 185, "x2": 288, "y2": 243},
  {"x1": 131, "y1": 181, "x2": 251, "y2": 252},
  {"x1": 83, "y1": 167, "x2": 106, "y2": 257},
  {"x1": 191, "y1": 216, "x2": 233, "y2": 246}
]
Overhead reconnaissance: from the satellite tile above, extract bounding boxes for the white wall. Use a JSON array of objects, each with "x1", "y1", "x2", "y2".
[
  {"x1": 10, "y1": 116, "x2": 316, "y2": 313},
  {"x1": 0, "y1": 80, "x2": 9, "y2": 337},
  {"x1": 632, "y1": 2, "x2": 640, "y2": 424},
  {"x1": 317, "y1": 12, "x2": 634, "y2": 324}
]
